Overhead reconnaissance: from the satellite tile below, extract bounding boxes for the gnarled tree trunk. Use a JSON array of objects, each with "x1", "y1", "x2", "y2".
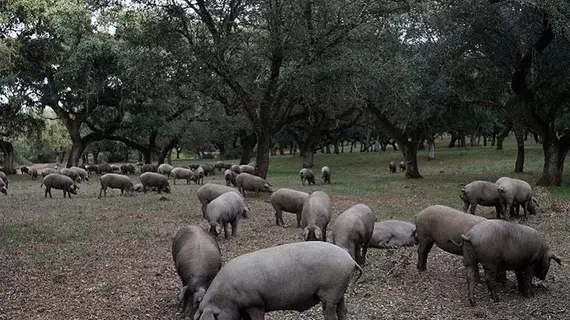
[
  {"x1": 496, "y1": 121, "x2": 512, "y2": 150},
  {"x1": 402, "y1": 140, "x2": 422, "y2": 179},
  {"x1": 0, "y1": 140, "x2": 15, "y2": 173},
  {"x1": 513, "y1": 122, "x2": 525, "y2": 173},
  {"x1": 239, "y1": 131, "x2": 257, "y2": 165},
  {"x1": 254, "y1": 133, "x2": 272, "y2": 178},
  {"x1": 536, "y1": 135, "x2": 570, "y2": 186}
]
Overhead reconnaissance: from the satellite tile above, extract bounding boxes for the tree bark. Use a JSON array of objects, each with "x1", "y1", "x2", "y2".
[
  {"x1": 513, "y1": 122, "x2": 525, "y2": 173},
  {"x1": 427, "y1": 136, "x2": 435, "y2": 161},
  {"x1": 496, "y1": 122, "x2": 512, "y2": 150},
  {"x1": 239, "y1": 131, "x2": 257, "y2": 165},
  {"x1": 536, "y1": 136, "x2": 570, "y2": 186},
  {"x1": 0, "y1": 140, "x2": 15, "y2": 173},
  {"x1": 334, "y1": 142, "x2": 340, "y2": 154},
  {"x1": 402, "y1": 140, "x2": 422, "y2": 179},
  {"x1": 254, "y1": 133, "x2": 272, "y2": 178},
  {"x1": 448, "y1": 132, "x2": 458, "y2": 148},
  {"x1": 300, "y1": 148, "x2": 314, "y2": 169},
  {"x1": 159, "y1": 138, "x2": 178, "y2": 165},
  {"x1": 491, "y1": 132, "x2": 496, "y2": 147}
]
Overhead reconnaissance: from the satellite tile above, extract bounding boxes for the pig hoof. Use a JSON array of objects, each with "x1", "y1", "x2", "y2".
[{"x1": 469, "y1": 299, "x2": 476, "y2": 306}]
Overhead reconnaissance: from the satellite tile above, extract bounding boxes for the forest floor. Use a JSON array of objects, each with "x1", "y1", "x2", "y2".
[{"x1": 1, "y1": 137, "x2": 569, "y2": 320}]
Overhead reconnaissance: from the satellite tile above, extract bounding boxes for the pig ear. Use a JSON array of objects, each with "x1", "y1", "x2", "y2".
[{"x1": 551, "y1": 253, "x2": 562, "y2": 265}]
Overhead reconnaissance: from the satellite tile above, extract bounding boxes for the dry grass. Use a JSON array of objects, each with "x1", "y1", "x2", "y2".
[{"x1": 1, "y1": 138, "x2": 570, "y2": 319}]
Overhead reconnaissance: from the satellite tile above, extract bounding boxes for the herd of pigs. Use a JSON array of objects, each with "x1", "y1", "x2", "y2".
[{"x1": 3, "y1": 161, "x2": 563, "y2": 320}]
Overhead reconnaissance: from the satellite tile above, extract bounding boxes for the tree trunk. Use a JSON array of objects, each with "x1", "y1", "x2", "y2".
[
  {"x1": 514, "y1": 123, "x2": 525, "y2": 173},
  {"x1": 67, "y1": 140, "x2": 85, "y2": 168},
  {"x1": 350, "y1": 141, "x2": 355, "y2": 152},
  {"x1": 176, "y1": 147, "x2": 182, "y2": 159},
  {"x1": 158, "y1": 138, "x2": 179, "y2": 165},
  {"x1": 138, "y1": 152, "x2": 143, "y2": 162},
  {"x1": 254, "y1": 133, "x2": 271, "y2": 179},
  {"x1": 483, "y1": 136, "x2": 487, "y2": 147},
  {"x1": 239, "y1": 132, "x2": 257, "y2": 165},
  {"x1": 93, "y1": 152, "x2": 99, "y2": 164},
  {"x1": 334, "y1": 142, "x2": 340, "y2": 154},
  {"x1": 341, "y1": 141, "x2": 344, "y2": 153},
  {"x1": 427, "y1": 137, "x2": 435, "y2": 161},
  {"x1": 536, "y1": 137, "x2": 570, "y2": 186},
  {"x1": 448, "y1": 132, "x2": 458, "y2": 148},
  {"x1": 325, "y1": 144, "x2": 331, "y2": 154},
  {"x1": 491, "y1": 132, "x2": 496, "y2": 147},
  {"x1": 496, "y1": 122, "x2": 512, "y2": 150},
  {"x1": 0, "y1": 140, "x2": 15, "y2": 173},
  {"x1": 143, "y1": 149, "x2": 152, "y2": 164},
  {"x1": 402, "y1": 141, "x2": 422, "y2": 179},
  {"x1": 459, "y1": 134, "x2": 466, "y2": 148}
]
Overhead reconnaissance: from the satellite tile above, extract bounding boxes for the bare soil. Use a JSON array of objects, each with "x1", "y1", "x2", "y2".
[{"x1": 1, "y1": 168, "x2": 569, "y2": 320}]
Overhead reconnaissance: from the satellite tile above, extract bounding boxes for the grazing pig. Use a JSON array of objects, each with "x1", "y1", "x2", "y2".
[
  {"x1": 321, "y1": 166, "x2": 331, "y2": 184},
  {"x1": 197, "y1": 183, "x2": 241, "y2": 218},
  {"x1": 238, "y1": 164, "x2": 255, "y2": 174},
  {"x1": 223, "y1": 163, "x2": 232, "y2": 170},
  {"x1": 205, "y1": 192, "x2": 249, "y2": 239},
  {"x1": 270, "y1": 188, "x2": 309, "y2": 227},
  {"x1": 230, "y1": 164, "x2": 241, "y2": 174},
  {"x1": 20, "y1": 167, "x2": 29, "y2": 175},
  {"x1": 389, "y1": 162, "x2": 396, "y2": 174},
  {"x1": 99, "y1": 163, "x2": 113, "y2": 174},
  {"x1": 399, "y1": 161, "x2": 405, "y2": 172},
  {"x1": 0, "y1": 178, "x2": 7, "y2": 195},
  {"x1": 60, "y1": 168, "x2": 81, "y2": 183},
  {"x1": 0, "y1": 171, "x2": 8, "y2": 188},
  {"x1": 172, "y1": 225, "x2": 222, "y2": 318},
  {"x1": 70, "y1": 166, "x2": 89, "y2": 182},
  {"x1": 158, "y1": 163, "x2": 174, "y2": 178},
  {"x1": 98, "y1": 173, "x2": 134, "y2": 198},
  {"x1": 111, "y1": 164, "x2": 120, "y2": 173},
  {"x1": 201, "y1": 164, "x2": 215, "y2": 176},
  {"x1": 188, "y1": 163, "x2": 200, "y2": 170},
  {"x1": 194, "y1": 242, "x2": 363, "y2": 320},
  {"x1": 133, "y1": 183, "x2": 144, "y2": 192},
  {"x1": 41, "y1": 168, "x2": 58, "y2": 177},
  {"x1": 460, "y1": 180, "x2": 502, "y2": 217},
  {"x1": 41, "y1": 173, "x2": 79, "y2": 198},
  {"x1": 369, "y1": 220, "x2": 418, "y2": 249},
  {"x1": 300, "y1": 191, "x2": 332, "y2": 241},
  {"x1": 496, "y1": 177, "x2": 533, "y2": 220},
  {"x1": 461, "y1": 220, "x2": 561, "y2": 305},
  {"x1": 86, "y1": 165, "x2": 99, "y2": 175},
  {"x1": 140, "y1": 163, "x2": 158, "y2": 174},
  {"x1": 235, "y1": 173, "x2": 272, "y2": 196},
  {"x1": 190, "y1": 167, "x2": 205, "y2": 185},
  {"x1": 140, "y1": 172, "x2": 171, "y2": 194},
  {"x1": 300, "y1": 168, "x2": 316, "y2": 185},
  {"x1": 332, "y1": 204, "x2": 375, "y2": 265},
  {"x1": 29, "y1": 168, "x2": 38, "y2": 179},
  {"x1": 415, "y1": 205, "x2": 486, "y2": 271},
  {"x1": 214, "y1": 161, "x2": 225, "y2": 172},
  {"x1": 171, "y1": 167, "x2": 193, "y2": 185},
  {"x1": 224, "y1": 169, "x2": 237, "y2": 187},
  {"x1": 120, "y1": 164, "x2": 136, "y2": 175}
]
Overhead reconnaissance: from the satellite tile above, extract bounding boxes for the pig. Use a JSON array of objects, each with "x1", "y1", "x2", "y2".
[
  {"x1": 201, "y1": 164, "x2": 216, "y2": 176},
  {"x1": 140, "y1": 163, "x2": 158, "y2": 174},
  {"x1": 171, "y1": 167, "x2": 193, "y2": 185},
  {"x1": 230, "y1": 164, "x2": 241, "y2": 174},
  {"x1": 415, "y1": 205, "x2": 486, "y2": 271},
  {"x1": 389, "y1": 162, "x2": 396, "y2": 174},
  {"x1": 111, "y1": 164, "x2": 120, "y2": 173},
  {"x1": 190, "y1": 167, "x2": 205, "y2": 185},
  {"x1": 20, "y1": 167, "x2": 29, "y2": 175},
  {"x1": 172, "y1": 225, "x2": 222, "y2": 318},
  {"x1": 158, "y1": 163, "x2": 174, "y2": 178},
  {"x1": 29, "y1": 168, "x2": 38, "y2": 179},
  {"x1": 224, "y1": 169, "x2": 237, "y2": 187},
  {"x1": 461, "y1": 220, "x2": 561, "y2": 305},
  {"x1": 332, "y1": 204, "x2": 375, "y2": 265},
  {"x1": 98, "y1": 173, "x2": 134, "y2": 198},
  {"x1": 205, "y1": 191, "x2": 249, "y2": 239},
  {"x1": 70, "y1": 166, "x2": 89, "y2": 182},
  {"x1": 496, "y1": 177, "x2": 533, "y2": 220},
  {"x1": 214, "y1": 161, "x2": 225, "y2": 172},
  {"x1": 399, "y1": 161, "x2": 405, "y2": 172},
  {"x1": 140, "y1": 172, "x2": 171, "y2": 194},
  {"x1": 133, "y1": 183, "x2": 144, "y2": 192},
  {"x1": 99, "y1": 163, "x2": 113, "y2": 174},
  {"x1": 300, "y1": 168, "x2": 316, "y2": 185},
  {"x1": 238, "y1": 164, "x2": 255, "y2": 174},
  {"x1": 369, "y1": 220, "x2": 418, "y2": 249},
  {"x1": 460, "y1": 180, "x2": 502, "y2": 217},
  {"x1": 0, "y1": 178, "x2": 7, "y2": 195},
  {"x1": 0, "y1": 171, "x2": 8, "y2": 188},
  {"x1": 194, "y1": 242, "x2": 363, "y2": 320},
  {"x1": 188, "y1": 163, "x2": 200, "y2": 170},
  {"x1": 270, "y1": 188, "x2": 309, "y2": 227},
  {"x1": 300, "y1": 191, "x2": 332, "y2": 241},
  {"x1": 41, "y1": 168, "x2": 58, "y2": 177},
  {"x1": 120, "y1": 164, "x2": 136, "y2": 175},
  {"x1": 41, "y1": 173, "x2": 79, "y2": 198},
  {"x1": 197, "y1": 183, "x2": 241, "y2": 218},
  {"x1": 321, "y1": 166, "x2": 331, "y2": 184},
  {"x1": 86, "y1": 165, "x2": 99, "y2": 175},
  {"x1": 223, "y1": 163, "x2": 232, "y2": 170},
  {"x1": 59, "y1": 168, "x2": 81, "y2": 183},
  {"x1": 235, "y1": 173, "x2": 272, "y2": 196}
]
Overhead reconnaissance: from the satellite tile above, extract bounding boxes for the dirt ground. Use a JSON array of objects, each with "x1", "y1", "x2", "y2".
[{"x1": 1, "y1": 169, "x2": 569, "y2": 320}]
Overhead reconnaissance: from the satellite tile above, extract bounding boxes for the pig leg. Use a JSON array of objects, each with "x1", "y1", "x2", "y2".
[
  {"x1": 322, "y1": 301, "x2": 341, "y2": 320},
  {"x1": 515, "y1": 269, "x2": 525, "y2": 294},
  {"x1": 337, "y1": 297, "x2": 348, "y2": 320},
  {"x1": 417, "y1": 239, "x2": 434, "y2": 271},
  {"x1": 483, "y1": 267, "x2": 499, "y2": 302},
  {"x1": 361, "y1": 243, "x2": 369, "y2": 266},
  {"x1": 494, "y1": 205, "x2": 502, "y2": 219},
  {"x1": 231, "y1": 219, "x2": 238, "y2": 237},
  {"x1": 522, "y1": 201, "x2": 529, "y2": 221},
  {"x1": 469, "y1": 203, "x2": 477, "y2": 215},
  {"x1": 466, "y1": 264, "x2": 477, "y2": 306},
  {"x1": 496, "y1": 268, "x2": 507, "y2": 285},
  {"x1": 522, "y1": 266, "x2": 535, "y2": 297},
  {"x1": 296, "y1": 213, "x2": 301, "y2": 228},
  {"x1": 504, "y1": 203, "x2": 512, "y2": 220},
  {"x1": 274, "y1": 208, "x2": 282, "y2": 226},
  {"x1": 322, "y1": 227, "x2": 327, "y2": 242},
  {"x1": 223, "y1": 223, "x2": 230, "y2": 239},
  {"x1": 462, "y1": 201, "x2": 470, "y2": 213},
  {"x1": 354, "y1": 243, "x2": 363, "y2": 265},
  {"x1": 201, "y1": 203, "x2": 207, "y2": 218}
]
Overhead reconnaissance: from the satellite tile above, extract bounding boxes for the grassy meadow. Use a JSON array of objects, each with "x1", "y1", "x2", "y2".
[{"x1": 1, "y1": 136, "x2": 569, "y2": 319}]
